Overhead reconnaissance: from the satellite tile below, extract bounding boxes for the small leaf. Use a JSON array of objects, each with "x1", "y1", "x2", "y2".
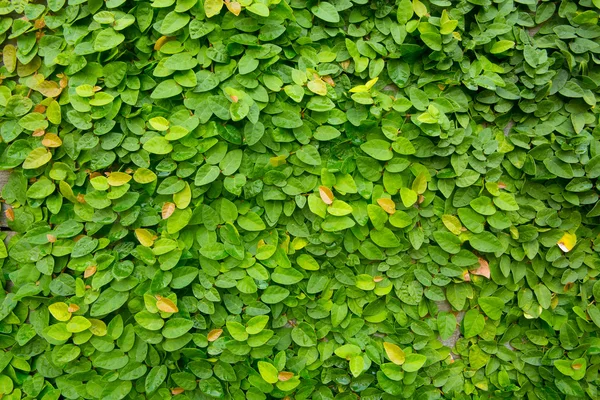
[
  {"x1": 470, "y1": 258, "x2": 490, "y2": 279},
  {"x1": 207, "y1": 328, "x2": 223, "y2": 342},
  {"x1": 557, "y1": 232, "x2": 576, "y2": 252},
  {"x1": 162, "y1": 202, "x2": 176, "y2": 219},
  {"x1": 383, "y1": 342, "x2": 405, "y2": 365},
  {"x1": 156, "y1": 297, "x2": 178, "y2": 313},
  {"x1": 319, "y1": 186, "x2": 334, "y2": 205},
  {"x1": 205, "y1": 0, "x2": 223, "y2": 18},
  {"x1": 377, "y1": 198, "x2": 396, "y2": 214}
]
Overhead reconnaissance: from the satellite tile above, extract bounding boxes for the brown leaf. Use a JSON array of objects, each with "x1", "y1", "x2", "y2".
[
  {"x1": 171, "y1": 388, "x2": 185, "y2": 395},
  {"x1": 470, "y1": 258, "x2": 490, "y2": 279},
  {"x1": 162, "y1": 202, "x2": 176, "y2": 219},
  {"x1": 68, "y1": 304, "x2": 80, "y2": 313},
  {"x1": 322, "y1": 75, "x2": 335, "y2": 87},
  {"x1": 278, "y1": 371, "x2": 294, "y2": 381},
  {"x1": 4, "y1": 207, "x2": 15, "y2": 222},
  {"x1": 156, "y1": 297, "x2": 179, "y2": 313},
  {"x1": 319, "y1": 186, "x2": 334, "y2": 205},
  {"x1": 84, "y1": 265, "x2": 97, "y2": 278},
  {"x1": 46, "y1": 234, "x2": 57, "y2": 243},
  {"x1": 373, "y1": 276, "x2": 384, "y2": 283},
  {"x1": 34, "y1": 18, "x2": 45, "y2": 29},
  {"x1": 32, "y1": 129, "x2": 45, "y2": 137},
  {"x1": 462, "y1": 270, "x2": 471, "y2": 282},
  {"x1": 34, "y1": 104, "x2": 46, "y2": 113},
  {"x1": 207, "y1": 328, "x2": 223, "y2": 342}
]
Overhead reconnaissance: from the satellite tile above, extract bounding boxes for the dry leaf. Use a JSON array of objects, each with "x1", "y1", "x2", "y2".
[
  {"x1": 322, "y1": 75, "x2": 335, "y2": 86},
  {"x1": 84, "y1": 265, "x2": 97, "y2": 278},
  {"x1": 319, "y1": 186, "x2": 334, "y2": 205},
  {"x1": 5, "y1": 208, "x2": 15, "y2": 222},
  {"x1": 463, "y1": 270, "x2": 471, "y2": 282},
  {"x1": 68, "y1": 304, "x2": 80, "y2": 313},
  {"x1": 162, "y1": 202, "x2": 176, "y2": 219},
  {"x1": 278, "y1": 371, "x2": 294, "y2": 381},
  {"x1": 470, "y1": 257, "x2": 490, "y2": 279},
  {"x1": 42, "y1": 133, "x2": 62, "y2": 148},
  {"x1": 171, "y1": 388, "x2": 185, "y2": 395},
  {"x1": 33, "y1": 129, "x2": 46, "y2": 137},
  {"x1": 207, "y1": 328, "x2": 223, "y2": 342},
  {"x1": 377, "y1": 198, "x2": 396, "y2": 214},
  {"x1": 46, "y1": 234, "x2": 57, "y2": 243},
  {"x1": 156, "y1": 297, "x2": 178, "y2": 313},
  {"x1": 226, "y1": 1, "x2": 241, "y2": 15}
]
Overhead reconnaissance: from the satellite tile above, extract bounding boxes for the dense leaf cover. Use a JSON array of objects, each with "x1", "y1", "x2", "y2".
[{"x1": 1, "y1": 0, "x2": 600, "y2": 398}]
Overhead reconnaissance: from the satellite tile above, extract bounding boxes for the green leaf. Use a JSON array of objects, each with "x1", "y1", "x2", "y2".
[
  {"x1": 361, "y1": 140, "x2": 393, "y2": 161},
  {"x1": 402, "y1": 353, "x2": 427, "y2": 372},
  {"x1": 311, "y1": 2, "x2": 340, "y2": 23},
  {"x1": 462, "y1": 309, "x2": 485, "y2": 338},
  {"x1": 478, "y1": 297, "x2": 504, "y2": 320}
]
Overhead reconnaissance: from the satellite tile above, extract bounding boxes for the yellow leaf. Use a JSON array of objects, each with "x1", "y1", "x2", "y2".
[
  {"x1": 107, "y1": 172, "x2": 132, "y2": 186},
  {"x1": 270, "y1": 155, "x2": 287, "y2": 167},
  {"x1": 49, "y1": 302, "x2": 71, "y2": 322},
  {"x1": 319, "y1": 186, "x2": 334, "y2": 205},
  {"x1": 207, "y1": 328, "x2": 223, "y2": 342},
  {"x1": 42, "y1": 133, "x2": 62, "y2": 148},
  {"x1": 377, "y1": 198, "x2": 396, "y2": 215},
  {"x1": 442, "y1": 215, "x2": 462, "y2": 235},
  {"x1": 365, "y1": 77, "x2": 379, "y2": 89},
  {"x1": 148, "y1": 116, "x2": 170, "y2": 131},
  {"x1": 205, "y1": 0, "x2": 223, "y2": 18},
  {"x1": 156, "y1": 297, "x2": 179, "y2": 313},
  {"x1": 226, "y1": 1, "x2": 242, "y2": 15},
  {"x1": 36, "y1": 80, "x2": 63, "y2": 98},
  {"x1": 383, "y1": 342, "x2": 405, "y2": 365},
  {"x1": 3, "y1": 44, "x2": 16, "y2": 73},
  {"x1": 413, "y1": 0, "x2": 428, "y2": 17},
  {"x1": 154, "y1": 36, "x2": 172, "y2": 51},
  {"x1": 557, "y1": 232, "x2": 576, "y2": 252},
  {"x1": 307, "y1": 78, "x2": 328, "y2": 96},
  {"x1": 135, "y1": 229, "x2": 155, "y2": 247},
  {"x1": 292, "y1": 237, "x2": 308, "y2": 250},
  {"x1": 89, "y1": 319, "x2": 107, "y2": 336},
  {"x1": 349, "y1": 84, "x2": 368, "y2": 93},
  {"x1": 174, "y1": 182, "x2": 192, "y2": 209}
]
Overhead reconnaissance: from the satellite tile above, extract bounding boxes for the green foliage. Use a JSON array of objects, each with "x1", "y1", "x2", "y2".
[{"x1": 0, "y1": 0, "x2": 599, "y2": 398}]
